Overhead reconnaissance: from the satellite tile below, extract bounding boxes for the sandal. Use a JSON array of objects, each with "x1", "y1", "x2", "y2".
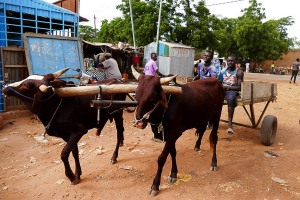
[{"x1": 227, "y1": 128, "x2": 234, "y2": 135}]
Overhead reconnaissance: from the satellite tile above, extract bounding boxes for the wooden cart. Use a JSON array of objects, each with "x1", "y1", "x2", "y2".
[
  {"x1": 56, "y1": 81, "x2": 278, "y2": 146},
  {"x1": 222, "y1": 81, "x2": 278, "y2": 146}
]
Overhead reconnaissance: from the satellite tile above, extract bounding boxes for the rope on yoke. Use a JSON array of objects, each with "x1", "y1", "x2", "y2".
[
  {"x1": 44, "y1": 99, "x2": 63, "y2": 136},
  {"x1": 97, "y1": 86, "x2": 102, "y2": 124}
]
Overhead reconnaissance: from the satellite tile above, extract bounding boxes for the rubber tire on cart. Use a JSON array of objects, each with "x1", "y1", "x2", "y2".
[{"x1": 260, "y1": 115, "x2": 277, "y2": 146}]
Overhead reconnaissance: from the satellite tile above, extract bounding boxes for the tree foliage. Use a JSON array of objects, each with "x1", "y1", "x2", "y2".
[
  {"x1": 79, "y1": 0, "x2": 296, "y2": 62},
  {"x1": 231, "y1": 0, "x2": 294, "y2": 62},
  {"x1": 79, "y1": 25, "x2": 97, "y2": 42}
]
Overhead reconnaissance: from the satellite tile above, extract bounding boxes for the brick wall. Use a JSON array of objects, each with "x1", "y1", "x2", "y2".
[{"x1": 253, "y1": 49, "x2": 300, "y2": 73}]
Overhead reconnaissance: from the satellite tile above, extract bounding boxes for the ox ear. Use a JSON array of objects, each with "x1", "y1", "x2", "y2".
[
  {"x1": 131, "y1": 65, "x2": 141, "y2": 80},
  {"x1": 53, "y1": 68, "x2": 70, "y2": 78},
  {"x1": 159, "y1": 90, "x2": 168, "y2": 109}
]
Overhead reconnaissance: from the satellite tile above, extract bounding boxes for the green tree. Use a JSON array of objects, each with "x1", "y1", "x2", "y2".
[
  {"x1": 97, "y1": 18, "x2": 130, "y2": 44},
  {"x1": 233, "y1": 0, "x2": 294, "y2": 62},
  {"x1": 80, "y1": 0, "x2": 297, "y2": 62},
  {"x1": 79, "y1": 25, "x2": 97, "y2": 42},
  {"x1": 171, "y1": 0, "x2": 196, "y2": 44},
  {"x1": 116, "y1": 0, "x2": 180, "y2": 46},
  {"x1": 213, "y1": 17, "x2": 238, "y2": 58}
]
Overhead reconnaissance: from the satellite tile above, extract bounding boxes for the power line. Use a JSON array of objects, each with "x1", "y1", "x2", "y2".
[{"x1": 206, "y1": 0, "x2": 244, "y2": 7}]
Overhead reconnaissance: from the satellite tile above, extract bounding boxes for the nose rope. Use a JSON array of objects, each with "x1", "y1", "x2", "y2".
[
  {"x1": 4, "y1": 86, "x2": 55, "y2": 101},
  {"x1": 134, "y1": 101, "x2": 160, "y2": 126},
  {"x1": 4, "y1": 86, "x2": 34, "y2": 100}
]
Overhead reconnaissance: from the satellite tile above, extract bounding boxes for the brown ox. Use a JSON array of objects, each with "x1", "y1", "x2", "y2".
[
  {"x1": 2, "y1": 68, "x2": 126, "y2": 185},
  {"x1": 132, "y1": 67, "x2": 225, "y2": 196}
]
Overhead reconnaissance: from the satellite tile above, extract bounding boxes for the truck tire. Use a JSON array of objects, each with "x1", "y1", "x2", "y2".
[{"x1": 260, "y1": 115, "x2": 277, "y2": 146}]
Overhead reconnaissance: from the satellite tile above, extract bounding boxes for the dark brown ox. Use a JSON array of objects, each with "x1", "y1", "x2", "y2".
[
  {"x1": 2, "y1": 68, "x2": 126, "y2": 184},
  {"x1": 132, "y1": 67, "x2": 225, "y2": 196}
]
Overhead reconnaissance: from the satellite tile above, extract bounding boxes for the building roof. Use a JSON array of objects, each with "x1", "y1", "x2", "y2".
[
  {"x1": 82, "y1": 40, "x2": 143, "y2": 52},
  {"x1": 0, "y1": 0, "x2": 78, "y2": 22},
  {"x1": 159, "y1": 41, "x2": 194, "y2": 49}
]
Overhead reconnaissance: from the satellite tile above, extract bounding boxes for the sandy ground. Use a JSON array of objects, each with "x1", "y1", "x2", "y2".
[{"x1": 0, "y1": 74, "x2": 300, "y2": 200}]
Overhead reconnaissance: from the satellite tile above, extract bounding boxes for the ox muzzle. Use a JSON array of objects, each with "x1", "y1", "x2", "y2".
[{"x1": 133, "y1": 102, "x2": 160, "y2": 129}]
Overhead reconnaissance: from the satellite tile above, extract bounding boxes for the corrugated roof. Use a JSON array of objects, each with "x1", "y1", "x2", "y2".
[
  {"x1": 83, "y1": 40, "x2": 137, "y2": 51},
  {"x1": 0, "y1": 0, "x2": 78, "y2": 22},
  {"x1": 159, "y1": 41, "x2": 194, "y2": 49}
]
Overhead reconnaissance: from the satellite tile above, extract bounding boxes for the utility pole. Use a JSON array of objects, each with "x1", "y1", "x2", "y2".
[
  {"x1": 129, "y1": 0, "x2": 136, "y2": 52},
  {"x1": 155, "y1": 0, "x2": 162, "y2": 54},
  {"x1": 94, "y1": 15, "x2": 96, "y2": 38}
]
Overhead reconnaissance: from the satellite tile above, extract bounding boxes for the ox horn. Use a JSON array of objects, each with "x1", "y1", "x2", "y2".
[
  {"x1": 131, "y1": 65, "x2": 178, "y2": 85},
  {"x1": 53, "y1": 68, "x2": 70, "y2": 78},
  {"x1": 131, "y1": 65, "x2": 141, "y2": 80},
  {"x1": 39, "y1": 84, "x2": 53, "y2": 93},
  {"x1": 162, "y1": 85, "x2": 182, "y2": 94},
  {"x1": 160, "y1": 75, "x2": 177, "y2": 85}
]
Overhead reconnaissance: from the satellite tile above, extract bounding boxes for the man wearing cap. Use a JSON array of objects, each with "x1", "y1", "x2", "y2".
[{"x1": 96, "y1": 53, "x2": 122, "y2": 80}]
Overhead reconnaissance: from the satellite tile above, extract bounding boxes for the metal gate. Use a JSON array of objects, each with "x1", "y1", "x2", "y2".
[{"x1": 1, "y1": 47, "x2": 28, "y2": 111}]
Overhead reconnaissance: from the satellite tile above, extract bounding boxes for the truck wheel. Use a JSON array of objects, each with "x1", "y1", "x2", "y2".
[{"x1": 260, "y1": 115, "x2": 277, "y2": 146}]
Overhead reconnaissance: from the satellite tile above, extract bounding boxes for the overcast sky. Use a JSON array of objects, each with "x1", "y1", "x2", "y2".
[{"x1": 45, "y1": 0, "x2": 299, "y2": 39}]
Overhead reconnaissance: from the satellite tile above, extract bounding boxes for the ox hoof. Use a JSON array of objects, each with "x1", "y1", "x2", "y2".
[
  {"x1": 110, "y1": 159, "x2": 117, "y2": 165},
  {"x1": 210, "y1": 166, "x2": 218, "y2": 171},
  {"x1": 148, "y1": 188, "x2": 159, "y2": 197},
  {"x1": 71, "y1": 178, "x2": 80, "y2": 185},
  {"x1": 168, "y1": 176, "x2": 177, "y2": 184},
  {"x1": 194, "y1": 147, "x2": 200, "y2": 151}
]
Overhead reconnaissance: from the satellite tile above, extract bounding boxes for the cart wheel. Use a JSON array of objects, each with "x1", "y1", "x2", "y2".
[
  {"x1": 125, "y1": 93, "x2": 136, "y2": 113},
  {"x1": 260, "y1": 115, "x2": 277, "y2": 146}
]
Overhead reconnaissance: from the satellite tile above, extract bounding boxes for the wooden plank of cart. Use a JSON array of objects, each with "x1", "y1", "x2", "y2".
[{"x1": 222, "y1": 81, "x2": 278, "y2": 146}]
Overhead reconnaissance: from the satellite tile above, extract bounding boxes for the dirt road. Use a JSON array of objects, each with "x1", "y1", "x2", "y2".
[{"x1": 0, "y1": 74, "x2": 299, "y2": 200}]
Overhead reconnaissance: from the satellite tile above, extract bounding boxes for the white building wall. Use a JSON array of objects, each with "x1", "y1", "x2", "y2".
[{"x1": 143, "y1": 42, "x2": 194, "y2": 77}]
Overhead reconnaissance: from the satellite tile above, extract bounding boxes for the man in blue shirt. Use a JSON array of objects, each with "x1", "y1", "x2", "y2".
[{"x1": 193, "y1": 50, "x2": 217, "y2": 80}]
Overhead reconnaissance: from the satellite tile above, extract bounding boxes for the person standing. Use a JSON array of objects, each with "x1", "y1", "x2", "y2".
[
  {"x1": 290, "y1": 58, "x2": 300, "y2": 83},
  {"x1": 214, "y1": 59, "x2": 222, "y2": 77},
  {"x1": 143, "y1": 52, "x2": 166, "y2": 142},
  {"x1": 219, "y1": 55, "x2": 244, "y2": 135},
  {"x1": 245, "y1": 62, "x2": 250, "y2": 73},
  {"x1": 97, "y1": 53, "x2": 122, "y2": 80},
  {"x1": 193, "y1": 50, "x2": 218, "y2": 129},
  {"x1": 270, "y1": 62, "x2": 276, "y2": 74},
  {"x1": 143, "y1": 52, "x2": 165, "y2": 77},
  {"x1": 193, "y1": 50, "x2": 217, "y2": 80}
]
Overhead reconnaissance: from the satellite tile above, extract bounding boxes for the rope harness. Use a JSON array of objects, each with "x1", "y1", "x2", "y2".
[
  {"x1": 133, "y1": 102, "x2": 160, "y2": 126},
  {"x1": 133, "y1": 94, "x2": 172, "y2": 128},
  {"x1": 4, "y1": 86, "x2": 61, "y2": 136}
]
